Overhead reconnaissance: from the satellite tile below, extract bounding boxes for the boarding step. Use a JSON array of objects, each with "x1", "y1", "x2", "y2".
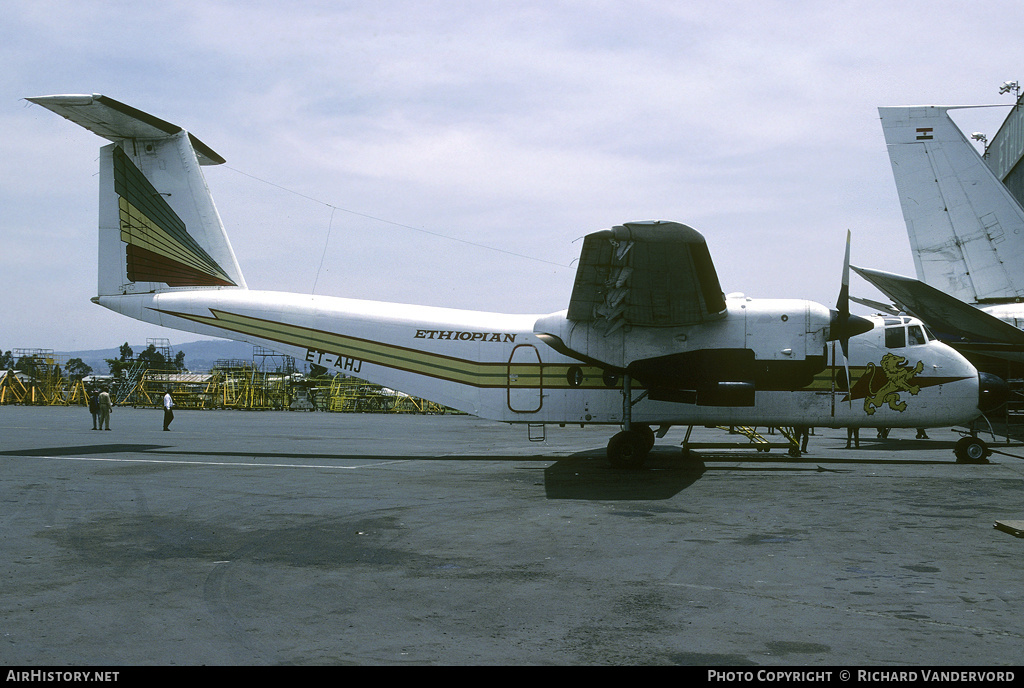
[{"x1": 528, "y1": 424, "x2": 546, "y2": 442}]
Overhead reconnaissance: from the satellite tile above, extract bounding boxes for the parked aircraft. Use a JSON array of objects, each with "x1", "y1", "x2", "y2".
[
  {"x1": 27, "y1": 94, "x2": 1005, "y2": 466},
  {"x1": 854, "y1": 105, "x2": 1024, "y2": 369}
]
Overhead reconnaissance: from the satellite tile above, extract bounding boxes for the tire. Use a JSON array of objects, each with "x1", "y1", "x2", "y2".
[
  {"x1": 637, "y1": 425, "x2": 656, "y2": 451},
  {"x1": 954, "y1": 436, "x2": 990, "y2": 464},
  {"x1": 608, "y1": 430, "x2": 649, "y2": 469}
]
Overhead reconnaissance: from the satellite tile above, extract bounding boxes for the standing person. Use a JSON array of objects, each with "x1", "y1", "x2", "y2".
[
  {"x1": 794, "y1": 426, "x2": 810, "y2": 453},
  {"x1": 89, "y1": 390, "x2": 99, "y2": 430},
  {"x1": 163, "y1": 390, "x2": 175, "y2": 431},
  {"x1": 845, "y1": 427, "x2": 860, "y2": 449},
  {"x1": 97, "y1": 388, "x2": 112, "y2": 431}
]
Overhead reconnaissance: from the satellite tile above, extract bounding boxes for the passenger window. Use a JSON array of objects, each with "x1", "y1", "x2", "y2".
[
  {"x1": 885, "y1": 326, "x2": 906, "y2": 348},
  {"x1": 908, "y1": 325, "x2": 925, "y2": 345}
]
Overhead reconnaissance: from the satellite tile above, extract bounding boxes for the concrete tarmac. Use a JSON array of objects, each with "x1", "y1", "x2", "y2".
[{"x1": 1, "y1": 406, "x2": 1023, "y2": 666}]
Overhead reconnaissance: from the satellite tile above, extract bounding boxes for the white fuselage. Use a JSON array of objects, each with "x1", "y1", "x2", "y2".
[{"x1": 96, "y1": 288, "x2": 983, "y2": 429}]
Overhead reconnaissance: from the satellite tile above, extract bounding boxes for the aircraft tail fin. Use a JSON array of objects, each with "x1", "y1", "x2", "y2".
[
  {"x1": 27, "y1": 94, "x2": 246, "y2": 296},
  {"x1": 879, "y1": 105, "x2": 1024, "y2": 304}
]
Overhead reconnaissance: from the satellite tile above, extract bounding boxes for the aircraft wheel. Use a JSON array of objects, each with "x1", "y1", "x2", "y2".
[
  {"x1": 637, "y1": 425, "x2": 656, "y2": 451},
  {"x1": 954, "y1": 436, "x2": 990, "y2": 464},
  {"x1": 608, "y1": 430, "x2": 649, "y2": 469}
]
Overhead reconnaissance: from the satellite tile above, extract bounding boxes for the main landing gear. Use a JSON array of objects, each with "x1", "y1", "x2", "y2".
[
  {"x1": 607, "y1": 373, "x2": 656, "y2": 469},
  {"x1": 607, "y1": 425, "x2": 656, "y2": 469}
]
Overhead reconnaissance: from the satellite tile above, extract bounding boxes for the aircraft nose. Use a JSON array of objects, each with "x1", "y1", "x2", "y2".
[{"x1": 978, "y1": 372, "x2": 1010, "y2": 413}]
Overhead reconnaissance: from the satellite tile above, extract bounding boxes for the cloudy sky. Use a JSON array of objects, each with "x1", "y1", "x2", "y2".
[{"x1": 3, "y1": 0, "x2": 1024, "y2": 353}]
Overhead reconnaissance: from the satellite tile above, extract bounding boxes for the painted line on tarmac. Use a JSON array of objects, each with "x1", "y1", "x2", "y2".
[{"x1": 8, "y1": 455, "x2": 408, "y2": 470}]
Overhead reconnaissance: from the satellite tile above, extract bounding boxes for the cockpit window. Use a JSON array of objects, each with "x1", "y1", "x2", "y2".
[
  {"x1": 885, "y1": 326, "x2": 906, "y2": 348},
  {"x1": 908, "y1": 325, "x2": 926, "y2": 346}
]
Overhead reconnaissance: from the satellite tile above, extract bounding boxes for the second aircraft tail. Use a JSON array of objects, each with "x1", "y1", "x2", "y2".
[
  {"x1": 27, "y1": 94, "x2": 247, "y2": 297},
  {"x1": 879, "y1": 105, "x2": 1024, "y2": 304}
]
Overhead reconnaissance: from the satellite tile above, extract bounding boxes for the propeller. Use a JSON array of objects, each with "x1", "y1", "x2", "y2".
[{"x1": 829, "y1": 230, "x2": 874, "y2": 401}]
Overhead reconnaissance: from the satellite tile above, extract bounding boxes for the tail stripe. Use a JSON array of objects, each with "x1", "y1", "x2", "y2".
[{"x1": 112, "y1": 146, "x2": 236, "y2": 287}]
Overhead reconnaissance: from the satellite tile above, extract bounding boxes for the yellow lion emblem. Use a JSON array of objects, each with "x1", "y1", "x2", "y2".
[{"x1": 863, "y1": 353, "x2": 923, "y2": 415}]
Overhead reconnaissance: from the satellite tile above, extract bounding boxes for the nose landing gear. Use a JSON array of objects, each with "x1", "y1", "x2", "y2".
[{"x1": 954, "y1": 435, "x2": 991, "y2": 464}]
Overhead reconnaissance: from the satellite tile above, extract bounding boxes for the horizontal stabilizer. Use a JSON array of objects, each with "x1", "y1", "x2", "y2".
[
  {"x1": 26, "y1": 94, "x2": 224, "y2": 165},
  {"x1": 852, "y1": 265, "x2": 1024, "y2": 345},
  {"x1": 30, "y1": 92, "x2": 245, "y2": 294}
]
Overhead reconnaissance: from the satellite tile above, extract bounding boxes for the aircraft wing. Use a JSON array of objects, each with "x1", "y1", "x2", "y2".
[
  {"x1": 567, "y1": 221, "x2": 727, "y2": 332},
  {"x1": 852, "y1": 265, "x2": 1024, "y2": 345},
  {"x1": 850, "y1": 294, "x2": 900, "y2": 315}
]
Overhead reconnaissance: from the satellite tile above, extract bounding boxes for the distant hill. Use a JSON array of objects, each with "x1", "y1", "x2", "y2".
[{"x1": 57, "y1": 339, "x2": 303, "y2": 374}]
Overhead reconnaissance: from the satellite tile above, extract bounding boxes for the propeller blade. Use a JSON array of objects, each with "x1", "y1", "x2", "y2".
[
  {"x1": 842, "y1": 354, "x2": 853, "y2": 408},
  {"x1": 829, "y1": 230, "x2": 872, "y2": 353},
  {"x1": 837, "y1": 230, "x2": 852, "y2": 358},
  {"x1": 837, "y1": 230, "x2": 851, "y2": 307},
  {"x1": 837, "y1": 230, "x2": 855, "y2": 406}
]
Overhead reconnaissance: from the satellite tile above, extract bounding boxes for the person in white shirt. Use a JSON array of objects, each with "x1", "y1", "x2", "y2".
[
  {"x1": 163, "y1": 390, "x2": 175, "y2": 431},
  {"x1": 98, "y1": 388, "x2": 113, "y2": 430}
]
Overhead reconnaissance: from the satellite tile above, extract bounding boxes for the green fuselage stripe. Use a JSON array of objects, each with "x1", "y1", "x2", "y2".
[{"x1": 157, "y1": 308, "x2": 614, "y2": 390}]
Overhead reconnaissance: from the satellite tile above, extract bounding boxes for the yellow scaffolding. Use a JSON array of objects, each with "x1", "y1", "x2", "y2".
[
  {"x1": 132, "y1": 370, "x2": 217, "y2": 409},
  {"x1": 326, "y1": 375, "x2": 448, "y2": 414},
  {"x1": 210, "y1": 362, "x2": 293, "y2": 410},
  {"x1": 1, "y1": 346, "x2": 450, "y2": 414},
  {"x1": 0, "y1": 370, "x2": 30, "y2": 404},
  {"x1": 2, "y1": 350, "x2": 73, "y2": 405},
  {"x1": 66, "y1": 379, "x2": 90, "y2": 406}
]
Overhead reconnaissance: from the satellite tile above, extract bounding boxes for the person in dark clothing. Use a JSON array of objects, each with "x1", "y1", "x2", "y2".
[
  {"x1": 89, "y1": 392, "x2": 99, "y2": 430},
  {"x1": 794, "y1": 426, "x2": 810, "y2": 453}
]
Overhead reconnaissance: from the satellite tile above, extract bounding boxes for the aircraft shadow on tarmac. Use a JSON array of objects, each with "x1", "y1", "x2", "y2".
[
  {"x1": 1, "y1": 439, "x2": 1000, "y2": 502},
  {"x1": 541, "y1": 448, "x2": 707, "y2": 500},
  {"x1": 0, "y1": 444, "x2": 170, "y2": 457},
  {"x1": 1, "y1": 441, "x2": 709, "y2": 501},
  {"x1": 539, "y1": 441, "x2": 971, "y2": 500}
]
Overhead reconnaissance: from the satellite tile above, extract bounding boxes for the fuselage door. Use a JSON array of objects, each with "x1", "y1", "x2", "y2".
[{"x1": 508, "y1": 344, "x2": 542, "y2": 413}]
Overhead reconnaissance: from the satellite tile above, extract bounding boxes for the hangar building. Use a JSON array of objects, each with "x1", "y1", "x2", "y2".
[{"x1": 984, "y1": 93, "x2": 1024, "y2": 204}]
